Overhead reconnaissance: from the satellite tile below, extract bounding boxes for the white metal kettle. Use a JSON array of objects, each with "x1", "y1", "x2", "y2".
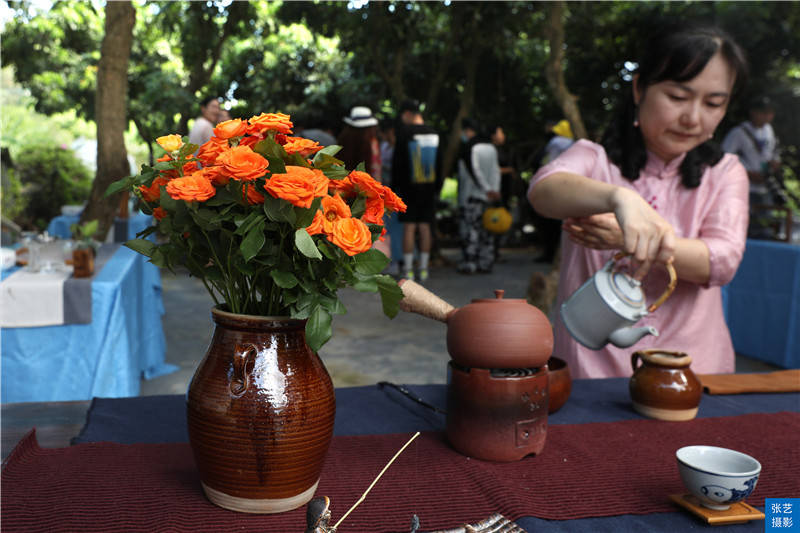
[{"x1": 560, "y1": 252, "x2": 677, "y2": 350}]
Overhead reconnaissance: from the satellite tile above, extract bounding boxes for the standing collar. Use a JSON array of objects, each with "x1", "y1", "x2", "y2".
[{"x1": 644, "y1": 150, "x2": 686, "y2": 179}]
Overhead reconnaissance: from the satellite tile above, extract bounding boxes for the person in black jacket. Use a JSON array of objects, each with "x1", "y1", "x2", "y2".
[{"x1": 391, "y1": 100, "x2": 443, "y2": 282}]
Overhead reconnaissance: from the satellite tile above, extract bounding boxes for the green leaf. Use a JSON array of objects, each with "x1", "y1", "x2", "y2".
[
  {"x1": 295, "y1": 196, "x2": 322, "y2": 229},
  {"x1": 104, "y1": 177, "x2": 135, "y2": 197},
  {"x1": 270, "y1": 270, "x2": 299, "y2": 289},
  {"x1": 234, "y1": 211, "x2": 265, "y2": 236},
  {"x1": 322, "y1": 166, "x2": 350, "y2": 181},
  {"x1": 295, "y1": 229, "x2": 322, "y2": 260},
  {"x1": 317, "y1": 144, "x2": 343, "y2": 157},
  {"x1": 352, "y1": 277, "x2": 378, "y2": 292},
  {"x1": 350, "y1": 195, "x2": 366, "y2": 218},
  {"x1": 254, "y1": 137, "x2": 288, "y2": 161},
  {"x1": 205, "y1": 187, "x2": 237, "y2": 206},
  {"x1": 124, "y1": 238, "x2": 156, "y2": 258},
  {"x1": 305, "y1": 306, "x2": 332, "y2": 353},
  {"x1": 353, "y1": 248, "x2": 389, "y2": 275},
  {"x1": 377, "y1": 275, "x2": 404, "y2": 318},
  {"x1": 320, "y1": 296, "x2": 346, "y2": 315},
  {"x1": 153, "y1": 161, "x2": 177, "y2": 171},
  {"x1": 192, "y1": 208, "x2": 221, "y2": 230},
  {"x1": 263, "y1": 194, "x2": 296, "y2": 225},
  {"x1": 240, "y1": 221, "x2": 266, "y2": 262}
]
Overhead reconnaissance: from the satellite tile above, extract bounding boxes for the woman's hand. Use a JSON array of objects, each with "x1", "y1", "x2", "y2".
[
  {"x1": 611, "y1": 188, "x2": 676, "y2": 279},
  {"x1": 563, "y1": 213, "x2": 624, "y2": 250}
]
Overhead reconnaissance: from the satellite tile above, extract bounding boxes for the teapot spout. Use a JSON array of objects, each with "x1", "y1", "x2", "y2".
[{"x1": 608, "y1": 326, "x2": 659, "y2": 348}]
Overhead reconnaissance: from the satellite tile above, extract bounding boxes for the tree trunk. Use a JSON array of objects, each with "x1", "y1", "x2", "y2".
[
  {"x1": 81, "y1": 1, "x2": 135, "y2": 239},
  {"x1": 442, "y1": 52, "x2": 478, "y2": 181},
  {"x1": 543, "y1": 1, "x2": 587, "y2": 140}
]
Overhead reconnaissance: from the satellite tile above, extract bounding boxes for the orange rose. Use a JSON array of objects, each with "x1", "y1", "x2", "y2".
[
  {"x1": 156, "y1": 154, "x2": 172, "y2": 163},
  {"x1": 196, "y1": 137, "x2": 229, "y2": 167},
  {"x1": 243, "y1": 183, "x2": 265, "y2": 205},
  {"x1": 309, "y1": 168, "x2": 329, "y2": 197},
  {"x1": 247, "y1": 112, "x2": 293, "y2": 136},
  {"x1": 328, "y1": 217, "x2": 373, "y2": 256},
  {"x1": 194, "y1": 165, "x2": 227, "y2": 186},
  {"x1": 239, "y1": 135, "x2": 261, "y2": 149},
  {"x1": 327, "y1": 174, "x2": 354, "y2": 196},
  {"x1": 152, "y1": 207, "x2": 168, "y2": 221},
  {"x1": 321, "y1": 194, "x2": 352, "y2": 234},
  {"x1": 362, "y1": 196, "x2": 385, "y2": 225},
  {"x1": 381, "y1": 185, "x2": 407, "y2": 213},
  {"x1": 182, "y1": 161, "x2": 200, "y2": 176},
  {"x1": 347, "y1": 170, "x2": 383, "y2": 198},
  {"x1": 139, "y1": 176, "x2": 169, "y2": 203},
  {"x1": 217, "y1": 145, "x2": 270, "y2": 182},
  {"x1": 282, "y1": 136, "x2": 324, "y2": 157},
  {"x1": 165, "y1": 174, "x2": 217, "y2": 202},
  {"x1": 263, "y1": 166, "x2": 319, "y2": 208},
  {"x1": 213, "y1": 118, "x2": 248, "y2": 140},
  {"x1": 156, "y1": 134, "x2": 183, "y2": 153},
  {"x1": 306, "y1": 210, "x2": 325, "y2": 236}
]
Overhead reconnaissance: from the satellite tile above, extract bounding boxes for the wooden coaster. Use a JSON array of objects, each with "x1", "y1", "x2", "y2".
[{"x1": 669, "y1": 493, "x2": 765, "y2": 526}]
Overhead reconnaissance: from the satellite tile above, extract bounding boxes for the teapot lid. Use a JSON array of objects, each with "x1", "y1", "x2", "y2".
[
  {"x1": 610, "y1": 272, "x2": 644, "y2": 306},
  {"x1": 596, "y1": 269, "x2": 647, "y2": 320}
]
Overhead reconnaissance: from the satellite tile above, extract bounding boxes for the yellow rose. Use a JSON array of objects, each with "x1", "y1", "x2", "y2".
[{"x1": 156, "y1": 134, "x2": 183, "y2": 153}]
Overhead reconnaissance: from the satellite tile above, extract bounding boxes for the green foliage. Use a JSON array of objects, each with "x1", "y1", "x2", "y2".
[
  {"x1": 3, "y1": 1, "x2": 799, "y2": 189},
  {"x1": 69, "y1": 219, "x2": 100, "y2": 249},
  {"x1": 13, "y1": 144, "x2": 93, "y2": 230},
  {"x1": 0, "y1": 166, "x2": 26, "y2": 221}
]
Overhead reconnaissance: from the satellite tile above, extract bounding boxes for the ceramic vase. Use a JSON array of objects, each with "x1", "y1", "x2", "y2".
[
  {"x1": 186, "y1": 307, "x2": 336, "y2": 513},
  {"x1": 71, "y1": 247, "x2": 94, "y2": 278}
]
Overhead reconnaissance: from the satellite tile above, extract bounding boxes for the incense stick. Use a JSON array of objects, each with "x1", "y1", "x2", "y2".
[{"x1": 332, "y1": 431, "x2": 421, "y2": 531}]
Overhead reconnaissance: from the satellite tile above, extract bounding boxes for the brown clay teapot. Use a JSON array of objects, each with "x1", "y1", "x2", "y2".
[{"x1": 398, "y1": 279, "x2": 553, "y2": 369}]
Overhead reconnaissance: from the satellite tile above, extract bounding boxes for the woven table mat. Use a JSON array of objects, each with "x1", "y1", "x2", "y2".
[{"x1": 3, "y1": 412, "x2": 798, "y2": 532}]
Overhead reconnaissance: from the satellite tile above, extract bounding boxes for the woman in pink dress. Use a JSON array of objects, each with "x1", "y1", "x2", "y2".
[{"x1": 528, "y1": 24, "x2": 750, "y2": 378}]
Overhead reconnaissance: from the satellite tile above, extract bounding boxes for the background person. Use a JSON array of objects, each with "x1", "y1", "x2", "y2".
[
  {"x1": 391, "y1": 100, "x2": 442, "y2": 282},
  {"x1": 188, "y1": 96, "x2": 221, "y2": 146},
  {"x1": 528, "y1": 23, "x2": 749, "y2": 378},
  {"x1": 456, "y1": 117, "x2": 501, "y2": 274}
]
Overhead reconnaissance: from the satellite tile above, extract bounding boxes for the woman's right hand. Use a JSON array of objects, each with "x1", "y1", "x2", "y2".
[{"x1": 610, "y1": 187, "x2": 676, "y2": 279}]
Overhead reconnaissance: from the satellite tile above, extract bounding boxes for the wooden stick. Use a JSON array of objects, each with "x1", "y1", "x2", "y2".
[{"x1": 331, "y1": 431, "x2": 421, "y2": 531}]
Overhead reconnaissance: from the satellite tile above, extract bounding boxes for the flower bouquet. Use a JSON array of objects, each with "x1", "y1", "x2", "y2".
[{"x1": 106, "y1": 112, "x2": 406, "y2": 351}]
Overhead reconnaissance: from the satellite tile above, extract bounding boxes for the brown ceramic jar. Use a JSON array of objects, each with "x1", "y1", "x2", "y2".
[
  {"x1": 629, "y1": 349, "x2": 702, "y2": 421},
  {"x1": 446, "y1": 290, "x2": 553, "y2": 369}
]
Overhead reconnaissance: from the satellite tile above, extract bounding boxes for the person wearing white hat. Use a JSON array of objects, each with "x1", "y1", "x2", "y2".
[{"x1": 338, "y1": 106, "x2": 382, "y2": 179}]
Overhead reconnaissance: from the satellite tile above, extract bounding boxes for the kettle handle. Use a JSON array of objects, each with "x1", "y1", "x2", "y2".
[{"x1": 611, "y1": 251, "x2": 677, "y2": 313}]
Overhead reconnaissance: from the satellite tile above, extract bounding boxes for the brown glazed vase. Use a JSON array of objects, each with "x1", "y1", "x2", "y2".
[
  {"x1": 71, "y1": 247, "x2": 94, "y2": 278},
  {"x1": 629, "y1": 349, "x2": 702, "y2": 421},
  {"x1": 186, "y1": 308, "x2": 335, "y2": 514}
]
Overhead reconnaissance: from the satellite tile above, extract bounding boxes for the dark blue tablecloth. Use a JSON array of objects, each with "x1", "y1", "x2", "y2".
[{"x1": 74, "y1": 378, "x2": 799, "y2": 532}]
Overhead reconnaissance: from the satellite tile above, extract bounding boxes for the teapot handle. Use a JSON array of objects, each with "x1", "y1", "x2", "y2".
[
  {"x1": 611, "y1": 251, "x2": 677, "y2": 313},
  {"x1": 398, "y1": 279, "x2": 456, "y2": 323}
]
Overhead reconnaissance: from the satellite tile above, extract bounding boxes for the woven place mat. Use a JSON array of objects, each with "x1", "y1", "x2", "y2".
[{"x1": 2, "y1": 413, "x2": 798, "y2": 533}]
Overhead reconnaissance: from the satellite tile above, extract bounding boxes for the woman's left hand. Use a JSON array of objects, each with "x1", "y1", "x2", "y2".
[{"x1": 563, "y1": 213, "x2": 624, "y2": 250}]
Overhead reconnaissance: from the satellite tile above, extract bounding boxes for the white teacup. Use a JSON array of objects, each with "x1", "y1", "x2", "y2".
[{"x1": 676, "y1": 445, "x2": 761, "y2": 510}]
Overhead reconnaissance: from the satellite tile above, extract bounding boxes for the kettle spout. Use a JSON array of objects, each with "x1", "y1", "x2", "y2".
[{"x1": 608, "y1": 326, "x2": 659, "y2": 348}]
